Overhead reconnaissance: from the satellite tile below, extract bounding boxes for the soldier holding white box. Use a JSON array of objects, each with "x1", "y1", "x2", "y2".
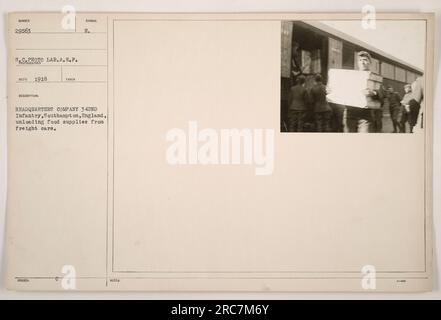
[{"x1": 327, "y1": 51, "x2": 383, "y2": 133}]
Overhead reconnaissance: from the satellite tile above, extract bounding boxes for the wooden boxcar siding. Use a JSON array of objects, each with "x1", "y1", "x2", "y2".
[{"x1": 342, "y1": 43, "x2": 355, "y2": 69}]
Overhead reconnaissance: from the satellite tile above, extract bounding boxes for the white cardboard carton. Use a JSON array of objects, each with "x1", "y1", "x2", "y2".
[{"x1": 326, "y1": 69, "x2": 383, "y2": 109}]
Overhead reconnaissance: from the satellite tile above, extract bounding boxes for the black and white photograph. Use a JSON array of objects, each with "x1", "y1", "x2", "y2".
[
  {"x1": 0, "y1": 0, "x2": 440, "y2": 302},
  {"x1": 281, "y1": 20, "x2": 426, "y2": 133}
]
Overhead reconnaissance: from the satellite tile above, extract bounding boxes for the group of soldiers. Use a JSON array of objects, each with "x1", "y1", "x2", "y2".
[{"x1": 286, "y1": 51, "x2": 423, "y2": 133}]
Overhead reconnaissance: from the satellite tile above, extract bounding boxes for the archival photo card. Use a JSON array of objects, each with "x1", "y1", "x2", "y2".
[{"x1": 5, "y1": 12, "x2": 434, "y2": 292}]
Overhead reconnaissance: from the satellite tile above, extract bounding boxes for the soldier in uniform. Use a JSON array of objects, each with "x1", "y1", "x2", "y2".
[
  {"x1": 371, "y1": 85, "x2": 387, "y2": 133},
  {"x1": 411, "y1": 76, "x2": 424, "y2": 131},
  {"x1": 310, "y1": 74, "x2": 332, "y2": 132},
  {"x1": 401, "y1": 84, "x2": 421, "y2": 133},
  {"x1": 387, "y1": 86, "x2": 404, "y2": 133},
  {"x1": 288, "y1": 75, "x2": 308, "y2": 132},
  {"x1": 343, "y1": 51, "x2": 383, "y2": 133}
]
